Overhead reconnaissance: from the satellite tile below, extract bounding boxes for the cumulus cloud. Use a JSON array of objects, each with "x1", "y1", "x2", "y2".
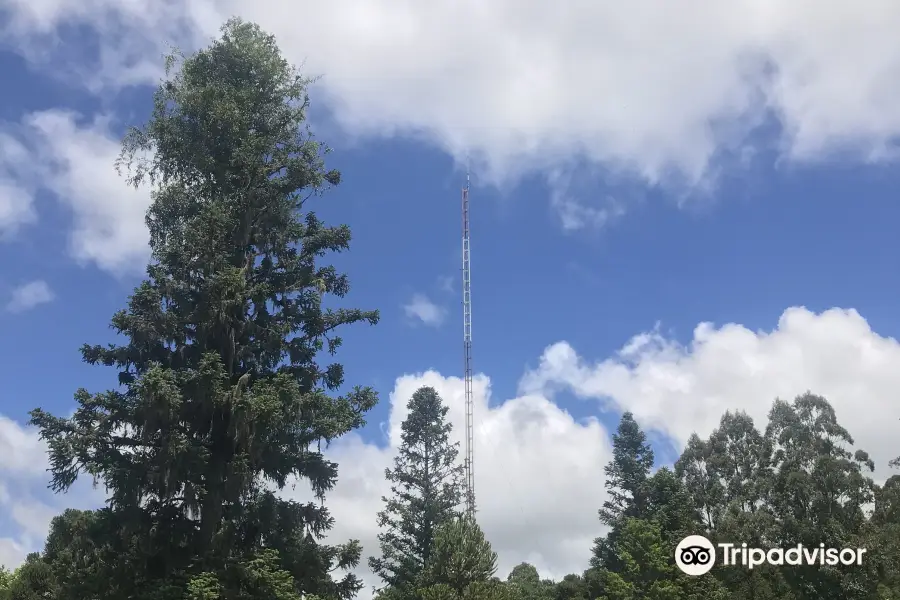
[
  {"x1": 6, "y1": 280, "x2": 54, "y2": 313},
  {"x1": 0, "y1": 416, "x2": 47, "y2": 477},
  {"x1": 403, "y1": 293, "x2": 447, "y2": 327},
  {"x1": 0, "y1": 416, "x2": 105, "y2": 569},
  {"x1": 0, "y1": 417, "x2": 53, "y2": 567},
  {"x1": 0, "y1": 134, "x2": 39, "y2": 236},
  {"x1": 0, "y1": 111, "x2": 151, "y2": 274},
  {"x1": 4, "y1": 0, "x2": 900, "y2": 190},
  {"x1": 0, "y1": 182, "x2": 35, "y2": 237},
  {"x1": 520, "y1": 306, "x2": 900, "y2": 478},
  {"x1": 0, "y1": 484, "x2": 59, "y2": 542},
  {"x1": 0, "y1": 538, "x2": 27, "y2": 570}
]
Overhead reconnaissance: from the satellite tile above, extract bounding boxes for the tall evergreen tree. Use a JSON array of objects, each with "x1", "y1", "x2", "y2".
[
  {"x1": 589, "y1": 412, "x2": 654, "y2": 580},
  {"x1": 28, "y1": 19, "x2": 377, "y2": 600},
  {"x1": 370, "y1": 386, "x2": 465, "y2": 594},
  {"x1": 598, "y1": 412, "x2": 654, "y2": 526}
]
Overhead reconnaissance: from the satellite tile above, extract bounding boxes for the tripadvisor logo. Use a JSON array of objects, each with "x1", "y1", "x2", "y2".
[{"x1": 674, "y1": 535, "x2": 867, "y2": 576}]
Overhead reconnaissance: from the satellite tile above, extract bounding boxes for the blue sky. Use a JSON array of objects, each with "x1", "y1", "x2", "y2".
[{"x1": 3, "y1": 0, "x2": 900, "y2": 588}]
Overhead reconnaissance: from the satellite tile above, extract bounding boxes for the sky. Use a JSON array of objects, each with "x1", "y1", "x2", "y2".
[{"x1": 2, "y1": 0, "x2": 900, "y2": 591}]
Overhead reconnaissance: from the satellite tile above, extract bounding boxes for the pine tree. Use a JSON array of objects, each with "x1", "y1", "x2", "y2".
[
  {"x1": 370, "y1": 386, "x2": 465, "y2": 594},
  {"x1": 587, "y1": 412, "x2": 655, "y2": 594},
  {"x1": 28, "y1": 19, "x2": 377, "y2": 600},
  {"x1": 598, "y1": 412, "x2": 654, "y2": 526}
]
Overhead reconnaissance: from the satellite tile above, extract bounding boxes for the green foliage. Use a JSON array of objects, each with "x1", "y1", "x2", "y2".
[
  {"x1": 5, "y1": 554, "x2": 56, "y2": 600},
  {"x1": 551, "y1": 574, "x2": 588, "y2": 600},
  {"x1": 370, "y1": 386, "x2": 465, "y2": 593},
  {"x1": 418, "y1": 580, "x2": 513, "y2": 600},
  {"x1": 423, "y1": 517, "x2": 497, "y2": 593},
  {"x1": 418, "y1": 579, "x2": 512, "y2": 600},
  {"x1": 462, "y1": 580, "x2": 517, "y2": 600},
  {"x1": 676, "y1": 410, "x2": 773, "y2": 534},
  {"x1": 764, "y1": 393, "x2": 875, "y2": 600},
  {"x1": 593, "y1": 518, "x2": 682, "y2": 600},
  {"x1": 381, "y1": 515, "x2": 499, "y2": 600},
  {"x1": 25, "y1": 17, "x2": 377, "y2": 600},
  {"x1": 185, "y1": 550, "x2": 305, "y2": 600},
  {"x1": 865, "y1": 477, "x2": 900, "y2": 596},
  {"x1": 588, "y1": 394, "x2": 890, "y2": 600},
  {"x1": 599, "y1": 412, "x2": 654, "y2": 526},
  {"x1": 0, "y1": 566, "x2": 13, "y2": 600},
  {"x1": 589, "y1": 412, "x2": 656, "y2": 584},
  {"x1": 506, "y1": 563, "x2": 554, "y2": 600}
]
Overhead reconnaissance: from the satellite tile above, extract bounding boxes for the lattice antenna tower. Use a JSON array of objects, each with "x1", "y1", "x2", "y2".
[{"x1": 461, "y1": 166, "x2": 476, "y2": 517}]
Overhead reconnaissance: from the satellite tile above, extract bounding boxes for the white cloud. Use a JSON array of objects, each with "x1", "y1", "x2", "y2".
[
  {"x1": 5, "y1": 0, "x2": 900, "y2": 190},
  {"x1": 0, "y1": 417, "x2": 47, "y2": 477},
  {"x1": 0, "y1": 181, "x2": 35, "y2": 237},
  {"x1": 0, "y1": 134, "x2": 39, "y2": 236},
  {"x1": 0, "y1": 111, "x2": 151, "y2": 275},
  {"x1": 403, "y1": 293, "x2": 447, "y2": 327},
  {"x1": 520, "y1": 306, "x2": 900, "y2": 479},
  {"x1": 0, "y1": 483, "x2": 58, "y2": 542},
  {"x1": 0, "y1": 417, "x2": 104, "y2": 569},
  {"x1": 6, "y1": 280, "x2": 54, "y2": 313},
  {"x1": 0, "y1": 538, "x2": 27, "y2": 570},
  {"x1": 0, "y1": 418, "x2": 52, "y2": 567},
  {"x1": 546, "y1": 168, "x2": 626, "y2": 231},
  {"x1": 437, "y1": 275, "x2": 455, "y2": 294}
]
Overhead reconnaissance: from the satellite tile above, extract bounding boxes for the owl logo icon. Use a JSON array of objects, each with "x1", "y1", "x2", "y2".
[{"x1": 675, "y1": 535, "x2": 716, "y2": 575}]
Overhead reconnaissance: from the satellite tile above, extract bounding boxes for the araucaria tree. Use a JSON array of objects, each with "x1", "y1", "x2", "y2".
[
  {"x1": 370, "y1": 386, "x2": 465, "y2": 595},
  {"x1": 28, "y1": 19, "x2": 378, "y2": 600}
]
